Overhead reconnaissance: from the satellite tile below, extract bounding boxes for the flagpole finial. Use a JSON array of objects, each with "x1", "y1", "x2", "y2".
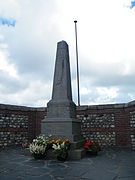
[{"x1": 74, "y1": 20, "x2": 77, "y2": 23}]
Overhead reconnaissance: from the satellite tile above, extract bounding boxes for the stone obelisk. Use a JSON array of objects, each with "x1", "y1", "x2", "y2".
[{"x1": 41, "y1": 41, "x2": 85, "y2": 159}]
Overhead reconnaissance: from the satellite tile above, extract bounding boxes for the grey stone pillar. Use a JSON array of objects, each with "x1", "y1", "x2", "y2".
[{"x1": 41, "y1": 41, "x2": 85, "y2": 159}]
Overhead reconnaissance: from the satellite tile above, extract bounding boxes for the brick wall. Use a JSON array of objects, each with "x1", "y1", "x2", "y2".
[
  {"x1": 0, "y1": 101, "x2": 135, "y2": 149},
  {"x1": 129, "y1": 110, "x2": 135, "y2": 150},
  {"x1": 0, "y1": 104, "x2": 46, "y2": 147},
  {"x1": 77, "y1": 103, "x2": 132, "y2": 149}
]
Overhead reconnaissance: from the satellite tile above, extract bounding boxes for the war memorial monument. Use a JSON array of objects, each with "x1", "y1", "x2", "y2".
[{"x1": 41, "y1": 40, "x2": 85, "y2": 159}]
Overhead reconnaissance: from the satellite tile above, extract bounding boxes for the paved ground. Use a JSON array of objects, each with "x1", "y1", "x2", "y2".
[{"x1": 0, "y1": 147, "x2": 135, "y2": 180}]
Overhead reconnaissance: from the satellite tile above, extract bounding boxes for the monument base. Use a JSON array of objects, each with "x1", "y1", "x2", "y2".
[
  {"x1": 68, "y1": 148, "x2": 86, "y2": 160},
  {"x1": 41, "y1": 117, "x2": 86, "y2": 160},
  {"x1": 45, "y1": 148, "x2": 85, "y2": 160}
]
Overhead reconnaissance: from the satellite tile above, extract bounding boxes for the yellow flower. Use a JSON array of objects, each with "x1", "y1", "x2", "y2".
[
  {"x1": 56, "y1": 139, "x2": 61, "y2": 143},
  {"x1": 50, "y1": 140, "x2": 55, "y2": 144},
  {"x1": 64, "y1": 139, "x2": 70, "y2": 143}
]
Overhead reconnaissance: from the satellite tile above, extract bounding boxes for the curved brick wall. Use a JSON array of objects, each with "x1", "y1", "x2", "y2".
[
  {"x1": 0, "y1": 101, "x2": 135, "y2": 149},
  {"x1": 77, "y1": 101, "x2": 135, "y2": 150},
  {"x1": 0, "y1": 104, "x2": 46, "y2": 147}
]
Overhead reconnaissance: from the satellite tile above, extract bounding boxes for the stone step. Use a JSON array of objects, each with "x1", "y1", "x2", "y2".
[
  {"x1": 70, "y1": 139, "x2": 85, "y2": 150},
  {"x1": 68, "y1": 148, "x2": 86, "y2": 160}
]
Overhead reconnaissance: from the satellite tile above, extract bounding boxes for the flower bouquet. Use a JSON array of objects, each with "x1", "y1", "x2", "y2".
[
  {"x1": 22, "y1": 139, "x2": 31, "y2": 156},
  {"x1": 22, "y1": 139, "x2": 29, "y2": 149},
  {"x1": 83, "y1": 139, "x2": 101, "y2": 156},
  {"x1": 29, "y1": 135, "x2": 51, "y2": 159},
  {"x1": 52, "y1": 139, "x2": 70, "y2": 161}
]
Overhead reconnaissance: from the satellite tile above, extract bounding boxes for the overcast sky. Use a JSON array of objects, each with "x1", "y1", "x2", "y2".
[{"x1": 0, "y1": 0, "x2": 135, "y2": 107}]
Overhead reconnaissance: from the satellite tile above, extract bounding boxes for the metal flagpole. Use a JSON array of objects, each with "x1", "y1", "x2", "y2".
[{"x1": 74, "y1": 20, "x2": 80, "y2": 106}]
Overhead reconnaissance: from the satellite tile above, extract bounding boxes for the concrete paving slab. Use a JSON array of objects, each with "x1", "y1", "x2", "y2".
[{"x1": 0, "y1": 147, "x2": 135, "y2": 180}]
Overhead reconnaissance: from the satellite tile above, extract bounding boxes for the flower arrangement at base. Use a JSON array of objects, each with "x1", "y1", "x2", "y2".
[
  {"x1": 22, "y1": 139, "x2": 30, "y2": 149},
  {"x1": 52, "y1": 139, "x2": 70, "y2": 161},
  {"x1": 29, "y1": 135, "x2": 51, "y2": 159},
  {"x1": 83, "y1": 139, "x2": 101, "y2": 155},
  {"x1": 22, "y1": 139, "x2": 31, "y2": 156}
]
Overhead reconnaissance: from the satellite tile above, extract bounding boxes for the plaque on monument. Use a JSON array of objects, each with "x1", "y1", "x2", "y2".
[{"x1": 41, "y1": 40, "x2": 85, "y2": 159}]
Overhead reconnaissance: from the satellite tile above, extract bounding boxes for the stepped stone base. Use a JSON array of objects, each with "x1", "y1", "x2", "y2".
[
  {"x1": 69, "y1": 140, "x2": 86, "y2": 160},
  {"x1": 41, "y1": 118, "x2": 82, "y2": 140},
  {"x1": 41, "y1": 118, "x2": 86, "y2": 160},
  {"x1": 45, "y1": 148, "x2": 86, "y2": 160},
  {"x1": 68, "y1": 148, "x2": 86, "y2": 160},
  {"x1": 70, "y1": 139, "x2": 85, "y2": 150}
]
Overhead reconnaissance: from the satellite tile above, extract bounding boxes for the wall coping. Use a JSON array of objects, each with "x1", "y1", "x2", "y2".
[
  {"x1": 0, "y1": 100, "x2": 135, "y2": 112},
  {"x1": 77, "y1": 101, "x2": 135, "y2": 111},
  {"x1": 0, "y1": 104, "x2": 46, "y2": 112}
]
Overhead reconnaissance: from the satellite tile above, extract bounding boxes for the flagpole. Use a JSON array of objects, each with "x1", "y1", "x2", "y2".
[{"x1": 74, "y1": 20, "x2": 80, "y2": 106}]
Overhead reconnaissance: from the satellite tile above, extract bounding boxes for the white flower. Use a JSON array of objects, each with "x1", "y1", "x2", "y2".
[
  {"x1": 52, "y1": 144, "x2": 57, "y2": 150},
  {"x1": 52, "y1": 143, "x2": 61, "y2": 150},
  {"x1": 29, "y1": 134, "x2": 49, "y2": 155},
  {"x1": 57, "y1": 144, "x2": 61, "y2": 150},
  {"x1": 61, "y1": 142, "x2": 65, "y2": 148}
]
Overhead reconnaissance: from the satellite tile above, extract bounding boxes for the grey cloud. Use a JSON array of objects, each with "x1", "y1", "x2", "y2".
[
  {"x1": 1, "y1": 0, "x2": 60, "y2": 83},
  {"x1": 80, "y1": 58, "x2": 135, "y2": 87},
  {"x1": 0, "y1": 70, "x2": 28, "y2": 94},
  {"x1": 80, "y1": 88, "x2": 129, "y2": 106},
  {"x1": 1, "y1": 0, "x2": 135, "y2": 107},
  {"x1": 78, "y1": 56, "x2": 135, "y2": 105}
]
